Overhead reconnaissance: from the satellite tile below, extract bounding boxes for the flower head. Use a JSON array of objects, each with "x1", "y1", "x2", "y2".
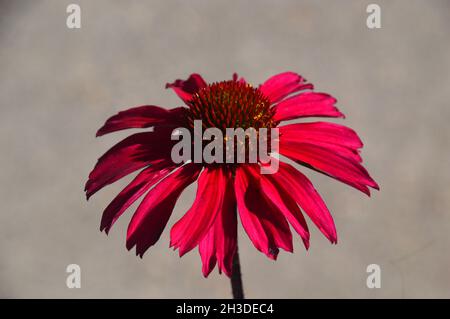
[
  {"x1": 85, "y1": 72, "x2": 379, "y2": 277},
  {"x1": 187, "y1": 80, "x2": 275, "y2": 131}
]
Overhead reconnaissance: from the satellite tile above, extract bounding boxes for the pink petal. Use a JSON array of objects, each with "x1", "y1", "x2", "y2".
[
  {"x1": 273, "y1": 92, "x2": 344, "y2": 122},
  {"x1": 235, "y1": 165, "x2": 293, "y2": 260},
  {"x1": 126, "y1": 163, "x2": 201, "y2": 257},
  {"x1": 247, "y1": 165, "x2": 310, "y2": 249},
  {"x1": 85, "y1": 128, "x2": 174, "y2": 200},
  {"x1": 275, "y1": 161, "x2": 337, "y2": 243},
  {"x1": 198, "y1": 229, "x2": 217, "y2": 277},
  {"x1": 96, "y1": 106, "x2": 188, "y2": 137},
  {"x1": 198, "y1": 169, "x2": 237, "y2": 277},
  {"x1": 279, "y1": 141, "x2": 379, "y2": 195},
  {"x1": 280, "y1": 122, "x2": 362, "y2": 149},
  {"x1": 302, "y1": 143, "x2": 363, "y2": 163},
  {"x1": 170, "y1": 167, "x2": 228, "y2": 257},
  {"x1": 100, "y1": 163, "x2": 176, "y2": 234},
  {"x1": 280, "y1": 122, "x2": 363, "y2": 162},
  {"x1": 259, "y1": 72, "x2": 313, "y2": 103},
  {"x1": 166, "y1": 73, "x2": 207, "y2": 103}
]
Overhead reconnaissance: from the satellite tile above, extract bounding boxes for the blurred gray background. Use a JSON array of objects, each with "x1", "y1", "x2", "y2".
[{"x1": 1, "y1": 0, "x2": 449, "y2": 298}]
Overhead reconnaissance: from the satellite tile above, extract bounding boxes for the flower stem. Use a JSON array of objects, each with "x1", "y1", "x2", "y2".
[{"x1": 231, "y1": 246, "x2": 245, "y2": 299}]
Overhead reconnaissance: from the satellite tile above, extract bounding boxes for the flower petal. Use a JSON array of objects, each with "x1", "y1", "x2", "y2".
[
  {"x1": 280, "y1": 122, "x2": 363, "y2": 162},
  {"x1": 166, "y1": 73, "x2": 207, "y2": 103},
  {"x1": 247, "y1": 165, "x2": 310, "y2": 249},
  {"x1": 274, "y1": 161, "x2": 337, "y2": 243},
  {"x1": 280, "y1": 122, "x2": 362, "y2": 148},
  {"x1": 100, "y1": 163, "x2": 176, "y2": 234},
  {"x1": 96, "y1": 106, "x2": 188, "y2": 137},
  {"x1": 170, "y1": 167, "x2": 228, "y2": 257},
  {"x1": 259, "y1": 72, "x2": 313, "y2": 103},
  {"x1": 279, "y1": 141, "x2": 379, "y2": 195},
  {"x1": 273, "y1": 92, "x2": 344, "y2": 122},
  {"x1": 85, "y1": 128, "x2": 175, "y2": 200},
  {"x1": 235, "y1": 165, "x2": 293, "y2": 260},
  {"x1": 198, "y1": 169, "x2": 237, "y2": 277},
  {"x1": 198, "y1": 229, "x2": 217, "y2": 277},
  {"x1": 126, "y1": 163, "x2": 201, "y2": 257}
]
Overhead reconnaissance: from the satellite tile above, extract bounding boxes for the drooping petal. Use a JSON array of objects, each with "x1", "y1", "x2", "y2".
[
  {"x1": 280, "y1": 122, "x2": 363, "y2": 162},
  {"x1": 126, "y1": 163, "x2": 201, "y2": 257},
  {"x1": 235, "y1": 165, "x2": 293, "y2": 260},
  {"x1": 215, "y1": 187, "x2": 237, "y2": 276},
  {"x1": 166, "y1": 73, "x2": 207, "y2": 103},
  {"x1": 279, "y1": 141, "x2": 379, "y2": 195},
  {"x1": 274, "y1": 161, "x2": 337, "y2": 243},
  {"x1": 198, "y1": 229, "x2": 217, "y2": 277},
  {"x1": 170, "y1": 167, "x2": 228, "y2": 257},
  {"x1": 259, "y1": 72, "x2": 313, "y2": 103},
  {"x1": 273, "y1": 92, "x2": 344, "y2": 122},
  {"x1": 247, "y1": 165, "x2": 310, "y2": 249},
  {"x1": 100, "y1": 162, "x2": 176, "y2": 234},
  {"x1": 85, "y1": 128, "x2": 175, "y2": 200},
  {"x1": 96, "y1": 106, "x2": 188, "y2": 137},
  {"x1": 280, "y1": 122, "x2": 362, "y2": 149},
  {"x1": 198, "y1": 169, "x2": 237, "y2": 277}
]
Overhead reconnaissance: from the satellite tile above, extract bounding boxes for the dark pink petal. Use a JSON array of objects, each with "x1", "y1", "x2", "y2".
[
  {"x1": 280, "y1": 122, "x2": 362, "y2": 149},
  {"x1": 280, "y1": 122, "x2": 363, "y2": 162},
  {"x1": 85, "y1": 128, "x2": 175, "y2": 200},
  {"x1": 170, "y1": 167, "x2": 228, "y2": 257},
  {"x1": 100, "y1": 163, "x2": 176, "y2": 234},
  {"x1": 199, "y1": 169, "x2": 237, "y2": 277},
  {"x1": 214, "y1": 183, "x2": 237, "y2": 276},
  {"x1": 273, "y1": 92, "x2": 344, "y2": 122},
  {"x1": 303, "y1": 143, "x2": 363, "y2": 163},
  {"x1": 166, "y1": 73, "x2": 207, "y2": 103},
  {"x1": 274, "y1": 161, "x2": 337, "y2": 243},
  {"x1": 280, "y1": 141, "x2": 379, "y2": 195},
  {"x1": 247, "y1": 165, "x2": 310, "y2": 249},
  {"x1": 235, "y1": 165, "x2": 293, "y2": 260},
  {"x1": 96, "y1": 106, "x2": 188, "y2": 137},
  {"x1": 259, "y1": 72, "x2": 313, "y2": 103},
  {"x1": 198, "y1": 229, "x2": 217, "y2": 277},
  {"x1": 126, "y1": 163, "x2": 201, "y2": 257}
]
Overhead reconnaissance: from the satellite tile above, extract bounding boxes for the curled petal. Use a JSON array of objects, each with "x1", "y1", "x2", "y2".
[
  {"x1": 273, "y1": 92, "x2": 344, "y2": 122},
  {"x1": 166, "y1": 73, "x2": 207, "y2": 103},
  {"x1": 198, "y1": 169, "x2": 237, "y2": 277},
  {"x1": 171, "y1": 167, "x2": 228, "y2": 257},
  {"x1": 96, "y1": 106, "x2": 188, "y2": 137},
  {"x1": 235, "y1": 165, "x2": 293, "y2": 260},
  {"x1": 259, "y1": 72, "x2": 313, "y2": 103},
  {"x1": 126, "y1": 163, "x2": 201, "y2": 257}
]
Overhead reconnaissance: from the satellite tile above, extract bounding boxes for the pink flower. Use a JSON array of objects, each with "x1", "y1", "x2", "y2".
[{"x1": 85, "y1": 72, "x2": 378, "y2": 277}]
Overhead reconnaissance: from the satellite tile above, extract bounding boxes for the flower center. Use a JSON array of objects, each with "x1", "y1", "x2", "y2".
[{"x1": 186, "y1": 80, "x2": 275, "y2": 132}]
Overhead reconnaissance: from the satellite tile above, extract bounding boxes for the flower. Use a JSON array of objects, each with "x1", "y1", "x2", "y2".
[{"x1": 85, "y1": 72, "x2": 379, "y2": 277}]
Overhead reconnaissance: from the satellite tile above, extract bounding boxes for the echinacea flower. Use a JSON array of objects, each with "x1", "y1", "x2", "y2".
[{"x1": 85, "y1": 72, "x2": 378, "y2": 278}]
